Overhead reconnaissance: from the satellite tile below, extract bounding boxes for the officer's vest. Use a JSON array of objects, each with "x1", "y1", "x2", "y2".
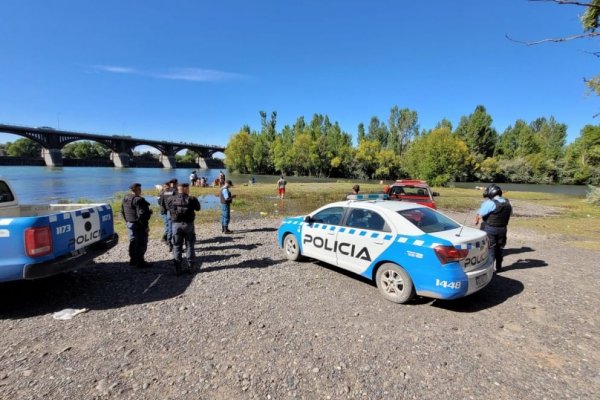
[
  {"x1": 122, "y1": 194, "x2": 139, "y2": 222},
  {"x1": 220, "y1": 188, "x2": 232, "y2": 205},
  {"x1": 483, "y1": 199, "x2": 511, "y2": 227},
  {"x1": 170, "y1": 194, "x2": 194, "y2": 222}
]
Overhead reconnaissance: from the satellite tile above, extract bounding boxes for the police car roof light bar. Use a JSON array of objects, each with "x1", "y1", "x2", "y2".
[{"x1": 346, "y1": 194, "x2": 389, "y2": 201}]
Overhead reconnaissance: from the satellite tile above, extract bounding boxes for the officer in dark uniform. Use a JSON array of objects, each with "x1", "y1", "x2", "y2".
[
  {"x1": 475, "y1": 184, "x2": 512, "y2": 272},
  {"x1": 121, "y1": 182, "x2": 153, "y2": 268},
  {"x1": 158, "y1": 178, "x2": 177, "y2": 249},
  {"x1": 167, "y1": 182, "x2": 201, "y2": 274}
]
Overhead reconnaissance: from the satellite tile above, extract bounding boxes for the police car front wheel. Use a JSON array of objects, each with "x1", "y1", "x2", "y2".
[
  {"x1": 375, "y1": 263, "x2": 415, "y2": 304},
  {"x1": 283, "y1": 234, "x2": 302, "y2": 261}
]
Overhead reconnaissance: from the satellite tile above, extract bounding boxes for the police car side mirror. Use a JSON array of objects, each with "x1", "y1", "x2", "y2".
[
  {"x1": 432, "y1": 192, "x2": 440, "y2": 197},
  {"x1": 304, "y1": 215, "x2": 314, "y2": 223}
]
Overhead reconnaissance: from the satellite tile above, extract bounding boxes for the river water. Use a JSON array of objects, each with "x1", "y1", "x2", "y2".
[{"x1": 0, "y1": 166, "x2": 590, "y2": 206}]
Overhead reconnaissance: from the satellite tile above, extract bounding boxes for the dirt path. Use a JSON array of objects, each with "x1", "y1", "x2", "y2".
[{"x1": 0, "y1": 208, "x2": 598, "y2": 399}]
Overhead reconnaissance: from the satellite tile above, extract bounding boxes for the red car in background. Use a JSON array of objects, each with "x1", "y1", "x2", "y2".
[{"x1": 387, "y1": 179, "x2": 439, "y2": 209}]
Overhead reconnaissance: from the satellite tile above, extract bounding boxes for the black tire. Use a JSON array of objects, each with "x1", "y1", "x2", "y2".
[
  {"x1": 283, "y1": 234, "x2": 302, "y2": 261},
  {"x1": 375, "y1": 263, "x2": 415, "y2": 304}
]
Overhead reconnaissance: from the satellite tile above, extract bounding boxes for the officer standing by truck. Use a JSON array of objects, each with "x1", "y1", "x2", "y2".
[
  {"x1": 474, "y1": 184, "x2": 512, "y2": 272},
  {"x1": 167, "y1": 182, "x2": 201, "y2": 274},
  {"x1": 121, "y1": 182, "x2": 153, "y2": 268}
]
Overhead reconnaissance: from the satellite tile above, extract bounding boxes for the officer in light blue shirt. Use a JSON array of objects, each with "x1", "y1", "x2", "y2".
[{"x1": 475, "y1": 184, "x2": 512, "y2": 272}]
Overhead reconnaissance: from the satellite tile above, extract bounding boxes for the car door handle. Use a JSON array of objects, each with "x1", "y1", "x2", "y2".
[
  {"x1": 373, "y1": 239, "x2": 384, "y2": 245},
  {"x1": 327, "y1": 231, "x2": 335, "y2": 235}
]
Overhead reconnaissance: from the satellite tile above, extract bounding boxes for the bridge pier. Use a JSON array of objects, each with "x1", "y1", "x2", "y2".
[
  {"x1": 111, "y1": 152, "x2": 130, "y2": 168},
  {"x1": 160, "y1": 154, "x2": 176, "y2": 169},
  {"x1": 41, "y1": 148, "x2": 63, "y2": 167},
  {"x1": 196, "y1": 157, "x2": 209, "y2": 169}
]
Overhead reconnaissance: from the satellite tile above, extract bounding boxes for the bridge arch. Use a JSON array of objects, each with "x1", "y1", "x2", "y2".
[{"x1": 0, "y1": 124, "x2": 225, "y2": 169}]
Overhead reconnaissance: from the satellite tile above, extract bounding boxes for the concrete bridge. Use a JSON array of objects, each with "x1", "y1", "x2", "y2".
[{"x1": 0, "y1": 124, "x2": 225, "y2": 168}]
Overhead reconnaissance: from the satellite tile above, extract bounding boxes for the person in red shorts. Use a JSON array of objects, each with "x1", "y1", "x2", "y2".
[{"x1": 276, "y1": 175, "x2": 287, "y2": 199}]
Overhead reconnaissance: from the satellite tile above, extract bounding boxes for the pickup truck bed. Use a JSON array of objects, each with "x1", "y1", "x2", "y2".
[{"x1": 0, "y1": 178, "x2": 118, "y2": 282}]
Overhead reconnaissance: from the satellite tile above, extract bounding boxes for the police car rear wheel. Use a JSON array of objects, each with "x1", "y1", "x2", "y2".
[
  {"x1": 283, "y1": 234, "x2": 301, "y2": 261},
  {"x1": 376, "y1": 263, "x2": 415, "y2": 304}
]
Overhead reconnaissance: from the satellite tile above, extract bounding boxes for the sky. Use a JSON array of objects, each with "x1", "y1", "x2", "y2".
[{"x1": 0, "y1": 0, "x2": 597, "y2": 151}]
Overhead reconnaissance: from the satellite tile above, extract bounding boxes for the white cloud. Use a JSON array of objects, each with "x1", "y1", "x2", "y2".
[
  {"x1": 155, "y1": 68, "x2": 244, "y2": 82},
  {"x1": 93, "y1": 65, "x2": 138, "y2": 74},
  {"x1": 92, "y1": 65, "x2": 244, "y2": 82}
]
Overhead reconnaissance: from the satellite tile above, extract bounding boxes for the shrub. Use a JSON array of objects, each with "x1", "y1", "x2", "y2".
[{"x1": 586, "y1": 185, "x2": 600, "y2": 206}]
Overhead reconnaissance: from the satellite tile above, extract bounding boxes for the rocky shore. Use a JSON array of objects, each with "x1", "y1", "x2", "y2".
[{"x1": 0, "y1": 214, "x2": 598, "y2": 399}]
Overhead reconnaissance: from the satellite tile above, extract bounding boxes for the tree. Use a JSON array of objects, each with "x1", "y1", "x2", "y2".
[
  {"x1": 455, "y1": 105, "x2": 497, "y2": 158},
  {"x1": 6, "y1": 138, "x2": 42, "y2": 157},
  {"x1": 561, "y1": 124, "x2": 600, "y2": 184},
  {"x1": 387, "y1": 106, "x2": 419, "y2": 156},
  {"x1": 354, "y1": 139, "x2": 382, "y2": 179},
  {"x1": 357, "y1": 123, "x2": 366, "y2": 144},
  {"x1": 224, "y1": 129, "x2": 254, "y2": 173},
  {"x1": 402, "y1": 127, "x2": 470, "y2": 186},
  {"x1": 366, "y1": 117, "x2": 389, "y2": 147},
  {"x1": 62, "y1": 141, "x2": 111, "y2": 158},
  {"x1": 434, "y1": 118, "x2": 453, "y2": 131}
]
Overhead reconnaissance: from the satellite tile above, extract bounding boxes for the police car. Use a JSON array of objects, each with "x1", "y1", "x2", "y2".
[{"x1": 277, "y1": 194, "x2": 494, "y2": 303}]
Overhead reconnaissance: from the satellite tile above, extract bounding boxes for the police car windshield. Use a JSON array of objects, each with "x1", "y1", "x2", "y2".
[{"x1": 397, "y1": 208, "x2": 460, "y2": 233}]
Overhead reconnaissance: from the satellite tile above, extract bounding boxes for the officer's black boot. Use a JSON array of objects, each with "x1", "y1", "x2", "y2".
[
  {"x1": 224, "y1": 225, "x2": 233, "y2": 234},
  {"x1": 173, "y1": 259, "x2": 182, "y2": 275},
  {"x1": 495, "y1": 259, "x2": 502, "y2": 272}
]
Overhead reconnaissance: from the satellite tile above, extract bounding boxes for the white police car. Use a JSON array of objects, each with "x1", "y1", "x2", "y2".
[{"x1": 277, "y1": 194, "x2": 494, "y2": 303}]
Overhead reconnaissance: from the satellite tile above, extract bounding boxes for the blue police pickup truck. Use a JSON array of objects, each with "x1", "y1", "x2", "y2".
[{"x1": 0, "y1": 178, "x2": 118, "y2": 282}]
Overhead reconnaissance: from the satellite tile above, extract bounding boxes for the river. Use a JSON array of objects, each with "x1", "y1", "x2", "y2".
[{"x1": 0, "y1": 166, "x2": 590, "y2": 206}]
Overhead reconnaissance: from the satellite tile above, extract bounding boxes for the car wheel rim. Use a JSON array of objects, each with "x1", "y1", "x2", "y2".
[
  {"x1": 285, "y1": 238, "x2": 296, "y2": 257},
  {"x1": 382, "y1": 269, "x2": 404, "y2": 297}
]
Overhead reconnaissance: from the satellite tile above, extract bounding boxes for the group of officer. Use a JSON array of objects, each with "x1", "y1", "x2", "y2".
[
  {"x1": 121, "y1": 180, "x2": 194, "y2": 273},
  {"x1": 121, "y1": 178, "x2": 233, "y2": 274}
]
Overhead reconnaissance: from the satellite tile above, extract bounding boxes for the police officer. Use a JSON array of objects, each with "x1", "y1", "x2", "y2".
[
  {"x1": 220, "y1": 180, "x2": 234, "y2": 234},
  {"x1": 158, "y1": 178, "x2": 177, "y2": 249},
  {"x1": 475, "y1": 184, "x2": 512, "y2": 272},
  {"x1": 167, "y1": 182, "x2": 201, "y2": 274},
  {"x1": 121, "y1": 183, "x2": 153, "y2": 268}
]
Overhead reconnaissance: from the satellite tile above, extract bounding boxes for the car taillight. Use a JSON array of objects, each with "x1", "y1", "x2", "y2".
[
  {"x1": 25, "y1": 226, "x2": 52, "y2": 257},
  {"x1": 434, "y1": 245, "x2": 468, "y2": 265}
]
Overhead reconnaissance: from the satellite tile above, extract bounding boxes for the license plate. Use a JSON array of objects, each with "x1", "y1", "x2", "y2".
[{"x1": 475, "y1": 273, "x2": 488, "y2": 287}]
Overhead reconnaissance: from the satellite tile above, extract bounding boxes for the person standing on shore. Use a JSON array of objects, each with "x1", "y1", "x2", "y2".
[
  {"x1": 220, "y1": 180, "x2": 235, "y2": 234},
  {"x1": 121, "y1": 182, "x2": 153, "y2": 268},
  {"x1": 158, "y1": 178, "x2": 177, "y2": 250},
  {"x1": 474, "y1": 184, "x2": 512, "y2": 272},
  {"x1": 276, "y1": 175, "x2": 287, "y2": 199},
  {"x1": 167, "y1": 182, "x2": 201, "y2": 274}
]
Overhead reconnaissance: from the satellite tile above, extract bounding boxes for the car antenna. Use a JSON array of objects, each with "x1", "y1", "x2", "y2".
[{"x1": 455, "y1": 211, "x2": 472, "y2": 237}]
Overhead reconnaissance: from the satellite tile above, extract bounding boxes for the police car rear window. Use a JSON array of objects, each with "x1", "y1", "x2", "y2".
[
  {"x1": 0, "y1": 181, "x2": 15, "y2": 203},
  {"x1": 397, "y1": 208, "x2": 459, "y2": 233}
]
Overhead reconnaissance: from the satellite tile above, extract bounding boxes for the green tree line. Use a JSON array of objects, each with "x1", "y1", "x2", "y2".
[{"x1": 225, "y1": 106, "x2": 600, "y2": 186}]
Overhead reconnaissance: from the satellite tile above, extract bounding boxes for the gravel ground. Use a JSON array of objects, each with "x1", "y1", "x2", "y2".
[{"x1": 0, "y1": 207, "x2": 598, "y2": 399}]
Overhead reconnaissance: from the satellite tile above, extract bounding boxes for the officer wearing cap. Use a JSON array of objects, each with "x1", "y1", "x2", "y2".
[
  {"x1": 158, "y1": 178, "x2": 178, "y2": 249},
  {"x1": 167, "y1": 182, "x2": 201, "y2": 274},
  {"x1": 121, "y1": 183, "x2": 153, "y2": 268},
  {"x1": 220, "y1": 180, "x2": 235, "y2": 234},
  {"x1": 475, "y1": 184, "x2": 513, "y2": 272}
]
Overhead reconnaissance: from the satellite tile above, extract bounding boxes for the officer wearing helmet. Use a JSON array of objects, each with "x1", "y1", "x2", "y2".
[{"x1": 474, "y1": 184, "x2": 512, "y2": 272}]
